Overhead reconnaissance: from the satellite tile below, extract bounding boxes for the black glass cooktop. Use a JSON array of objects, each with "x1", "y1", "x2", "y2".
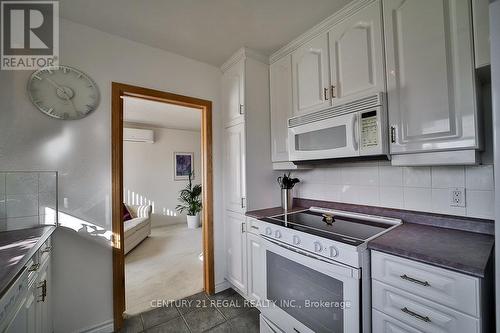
[{"x1": 260, "y1": 210, "x2": 391, "y2": 245}]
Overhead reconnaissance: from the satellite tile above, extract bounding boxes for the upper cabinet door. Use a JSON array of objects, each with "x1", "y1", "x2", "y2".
[
  {"x1": 329, "y1": 0, "x2": 385, "y2": 105},
  {"x1": 291, "y1": 33, "x2": 331, "y2": 116},
  {"x1": 223, "y1": 60, "x2": 245, "y2": 127},
  {"x1": 270, "y1": 55, "x2": 293, "y2": 162},
  {"x1": 225, "y1": 123, "x2": 246, "y2": 213},
  {"x1": 384, "y1": 0, "x2": 478, "y2": 154}
]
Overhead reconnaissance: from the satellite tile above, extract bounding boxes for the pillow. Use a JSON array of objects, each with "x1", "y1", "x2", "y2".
[{"x1": 123, "y1": 203, "x2": 133, "y2": 222}]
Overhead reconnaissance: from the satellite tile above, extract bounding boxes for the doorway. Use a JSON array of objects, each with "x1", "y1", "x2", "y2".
[{"x1": 111, "y1": 83, "x2": 214, "y2": 330}]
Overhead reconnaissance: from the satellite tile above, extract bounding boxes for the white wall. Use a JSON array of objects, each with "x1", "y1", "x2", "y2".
[
  {"x1": 0, "y1": 19, "x2": 224, "y2": 332},
  {"x1": 124, "y1": 126, "x2": 202, "y2": 227}
]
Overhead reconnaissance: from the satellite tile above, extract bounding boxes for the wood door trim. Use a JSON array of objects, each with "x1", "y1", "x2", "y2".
[{"x1": 111, "y1": 82, "x2": 214, "y2": 331}]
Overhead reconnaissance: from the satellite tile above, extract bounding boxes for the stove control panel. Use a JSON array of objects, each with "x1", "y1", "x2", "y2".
[{"x1": 253, "y1": 217, "x2": 361, "y2": 267}]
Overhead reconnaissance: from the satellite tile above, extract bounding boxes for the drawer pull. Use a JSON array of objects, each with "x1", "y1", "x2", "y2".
[
  {"x1": 250, "y1": 226, "x2": 259, "y2": 230},
  {"x1": 42, "y1": 246, "x2": 52, "y2": 253},
  {"x1": 28, "y1": 263, "x2": 40, "y2": 272},
  {"x1": 401, "y1": 307, "x2": 431, "y2": 323},
  {"x1": 400, "y1": 274, "x2": 430, "y2": 287}
]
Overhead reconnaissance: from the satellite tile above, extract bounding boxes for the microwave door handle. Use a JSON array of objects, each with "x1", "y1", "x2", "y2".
[{"x1": 352, "y1": 114, "x2": 359, "y2": 151}]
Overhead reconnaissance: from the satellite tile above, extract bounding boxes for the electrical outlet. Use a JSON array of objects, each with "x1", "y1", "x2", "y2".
[{"x1": 449, "y1": 187, "x2": 466, "y2": 207}]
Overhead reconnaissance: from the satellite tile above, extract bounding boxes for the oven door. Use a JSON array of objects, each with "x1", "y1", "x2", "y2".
[
  {"x1": 288, "y1": 112, "x2": 359, "y2": 161},
  {"x1": 259, "y1": 236, "x2": 360, "y2": 333}
]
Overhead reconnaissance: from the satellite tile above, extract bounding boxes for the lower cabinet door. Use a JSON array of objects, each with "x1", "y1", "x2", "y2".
[
  {"x1": 225, "y1": 211, "x2": 247, "y2": 293},
  {"x1": 36, "y1": 258, "x2": 51, "y2": 333},
  {"x1": 372, "y1": 280, "x2": 479, "y2": 333},
  {"x1": 373, "y1": 309, "x2": 423, "y2": 333},
  {"x1": 6, "y1": 282, "x2": 37, "y2": 333},
  {"x1": 246, "y1": 232, "x2": 264, "y2": 302}
]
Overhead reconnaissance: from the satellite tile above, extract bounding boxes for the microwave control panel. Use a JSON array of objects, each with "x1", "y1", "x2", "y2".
[{"x1": 360, "y1": 110, "x2": 379, "y2": 148}]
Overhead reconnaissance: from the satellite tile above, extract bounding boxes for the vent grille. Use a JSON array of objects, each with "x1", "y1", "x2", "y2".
[{"x1": 288, "y1": 93, "x2": 384, "y2": 128}]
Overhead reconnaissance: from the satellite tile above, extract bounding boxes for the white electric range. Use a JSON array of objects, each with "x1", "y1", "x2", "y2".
[{"x1": 255, "y1": 207, "x2": 401, "y2": 333}]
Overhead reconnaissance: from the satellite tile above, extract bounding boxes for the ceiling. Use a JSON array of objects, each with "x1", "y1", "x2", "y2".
[
  {"x1": 59, "y1": 0, "x2": 352, "y2": 66},
  {"x1": 124, "y1": 97, "x2": 201, "y2": 131}
]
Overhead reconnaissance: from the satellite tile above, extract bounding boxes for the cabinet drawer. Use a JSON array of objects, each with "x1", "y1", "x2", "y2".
[
  {"x1": 372, "y1": 280, "x2": 479, "y2": 333},
  {"x1": 371, "y1": 251, "x2": 479, "y2": 317},
  {"x1": 373, "y1": 309, "x2": 423, "y2": 333},
  {"x1": 246, "y1": 217, "x2": 261, "y2": 235}
]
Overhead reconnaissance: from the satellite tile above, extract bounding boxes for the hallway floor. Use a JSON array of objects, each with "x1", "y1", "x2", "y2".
[
  {"x1": 125, "y1": 224, "x2": 203, "y2": 315},
  {"x1": 120, "y1": 289, "x2": 260, "y2": 333}
]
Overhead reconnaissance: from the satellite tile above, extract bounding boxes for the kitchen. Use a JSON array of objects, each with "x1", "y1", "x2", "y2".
[{"x1": 0, "y1": 0, "x2": 498, "y2": 332}]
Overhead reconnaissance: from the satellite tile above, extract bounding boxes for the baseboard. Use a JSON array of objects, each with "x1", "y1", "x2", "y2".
[
  {"x1": 215, "y1": 280, "x2": 231, "y2": 293},
  {"x1": 78, "y1": 319, "x2": 114, "y2": 333}
]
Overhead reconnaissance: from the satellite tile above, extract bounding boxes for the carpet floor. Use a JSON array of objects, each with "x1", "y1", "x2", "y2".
[{"x1": 125, "y1": 224, "x2": 203, "y2": 315}]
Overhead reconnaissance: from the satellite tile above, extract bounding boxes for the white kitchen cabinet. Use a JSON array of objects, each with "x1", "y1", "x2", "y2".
[
  {"x1": 473, "y1": 0, "x2": 490, "y2": 68},
  {"x1": 36, "y1": 255, "x2": 51, "y2": 333},
  {"x1": 2, "y1": 237, "x2": 53, "y2": 333},
  {"x1": 291, "y1": 33, "x2": 331, "y2": 116},
  {"x1": 384, "y1": 0, "x2": 480, "y2": 163},
  {"x1": 222, "y1": 59, "x2": 245, "y2": 128},
  {"x1": 371, "y1": 251, "x2": 491, "y2": 333},
  {"x1": 5, "y1": 281, "x2": 37, "y2": 333},
  {"x1": 270, "y1": 55, "x2": 293, "y2": 163},
  {"x1": 246, "y1": 231, "x2": 264, "y2": 302},
  {"x1": 328, "y1": 0, "x2": 385, "y2": 105},
  {"x1": 224, "y1": 122, "x2": 246, "y2": 213},
  {"x1": 225, "y1": 211, "x2": 247, "y2": 293}
]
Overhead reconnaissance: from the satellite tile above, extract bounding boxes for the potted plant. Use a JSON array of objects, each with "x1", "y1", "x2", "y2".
[{"x1": 176, "y1": 172, "x2": 202, "y2": 229}]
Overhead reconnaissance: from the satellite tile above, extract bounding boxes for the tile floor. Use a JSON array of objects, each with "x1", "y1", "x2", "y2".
[{"x1": 120, "y1": 288, "x2": 260, "y2": 333}]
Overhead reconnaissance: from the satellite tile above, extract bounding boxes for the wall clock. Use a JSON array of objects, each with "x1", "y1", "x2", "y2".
[{"x1": 27, "y1": 65, "x2": 100, "y2": 120}]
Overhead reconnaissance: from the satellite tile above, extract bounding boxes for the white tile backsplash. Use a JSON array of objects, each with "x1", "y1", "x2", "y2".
[
  {"x1": 0, "y1": 173, "x2": 5, "y2": 194},
  {"x1": 466, "y1": 190, "x2": 495, "y2": 219},
  {"x1": 1, "y1": 172, "x2": 57, "y2": 229},
  {"x1": 431, "y1": 166, "x2": 465, "y2": 188},
  {"x1": 6, "y1": 172, "x2": 38, "y2": 194},
  {"x1": 403, "y1": 167, "x2": 431, "y2": 187},
  {"x1": 293, "y1": 162, "x2": 494, "y2": 219},
  {"x1": 6, "y1": 194, "x2": 38, "y2": 218},
  {"x1": 465, "y1": 165, "x2": 494, "y2": 191},
  {"x1": 404, "y1": 187, "x2": 432, "y2": 211},
  {"x1": 431, "y1": 188, "x2": 467, "y2": 216},
  {"x1": 379, "y1": 186, "x2": 404, "y2": 209},
  {"x1": 379, "y1": 166, "x2": 403, "y2": 187}
]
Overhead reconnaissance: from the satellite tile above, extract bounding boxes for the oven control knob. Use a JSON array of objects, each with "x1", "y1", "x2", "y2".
[
  {"x1": 313, "y1": 242, "x2": 323, "y2": 252},
  {"x1": 265, "y1": 227, "x2": 272, "y2": 236},
  {"x1": 292, "y1": 235, "x2": 301, "y2": 245},
  {"x1": 274, "y1": 230, "x2": 282, "y2": 239},
  {"x1": 329, "y1": 246, "x2": 339, "y2": 258}
]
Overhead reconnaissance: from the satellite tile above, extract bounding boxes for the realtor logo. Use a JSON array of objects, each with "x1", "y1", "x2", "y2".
[{"x1": 1, "y1": 1, "x2": 59, "y2": 70}]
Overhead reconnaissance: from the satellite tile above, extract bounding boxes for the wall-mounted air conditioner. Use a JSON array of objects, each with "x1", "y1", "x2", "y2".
[{"x1": 123, "y1": 128, "x2": 154, "y2": 143}]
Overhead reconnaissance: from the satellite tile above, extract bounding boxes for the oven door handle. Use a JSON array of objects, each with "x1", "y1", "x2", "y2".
[{"x1": 260, "y1": 235, "x2": 360, "y2": 279}]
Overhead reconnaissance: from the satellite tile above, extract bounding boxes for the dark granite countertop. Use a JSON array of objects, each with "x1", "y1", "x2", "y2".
[
  {"x1": 368, "y1": 223, "x2": 494, "y2": 278},
  {"x1": 245, "y1": 206, "x2": 308, "y2": 219},
  {"x1": 0, "y1": 226, "x2": 56, "y2": 297}
]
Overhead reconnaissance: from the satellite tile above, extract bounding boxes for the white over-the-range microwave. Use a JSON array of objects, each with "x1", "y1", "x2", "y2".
[{"x1": 288, "y1": 93, "x2": 389, "y2": 162}]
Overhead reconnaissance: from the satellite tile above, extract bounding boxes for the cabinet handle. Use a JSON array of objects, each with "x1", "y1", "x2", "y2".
[
  {"x1": 390, "y1": 126, "x2": 396, "y2": 143},
  {"x1": 250, "y1": 226, "x2": 259, "y2": 230},
  {"x1": 400, "y1": 274, "x2": 430, "y2": 287},
  {"x1": 241, "y1": 197, "x2": 246, "y2": 208},
  {"x1": 239, "y1": 104, "x2": 244, "y2": 115},
  {"x1": 401, "y1": 307, "x2": 431, "y2": 323},
  {"x1": 37, "y1": 280, "x2": 47, "y2": 302},
  {"x1": 28, "y1": 263, "x2": 40, "y2": 272},
  {"x1": 323, "y1": 88, "x2": 329, "y2": 100},
  {"x1": 241, "y1": 222, "x2": 246, "y2": 234},
  {"x1": 330, "y1": 85, "x2": 336, "y2": 98}
]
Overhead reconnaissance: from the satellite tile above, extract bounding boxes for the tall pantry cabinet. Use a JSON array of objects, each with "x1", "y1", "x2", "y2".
[{"x1": 221, "y1": 48, "x2": 279, "y2": 293}]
